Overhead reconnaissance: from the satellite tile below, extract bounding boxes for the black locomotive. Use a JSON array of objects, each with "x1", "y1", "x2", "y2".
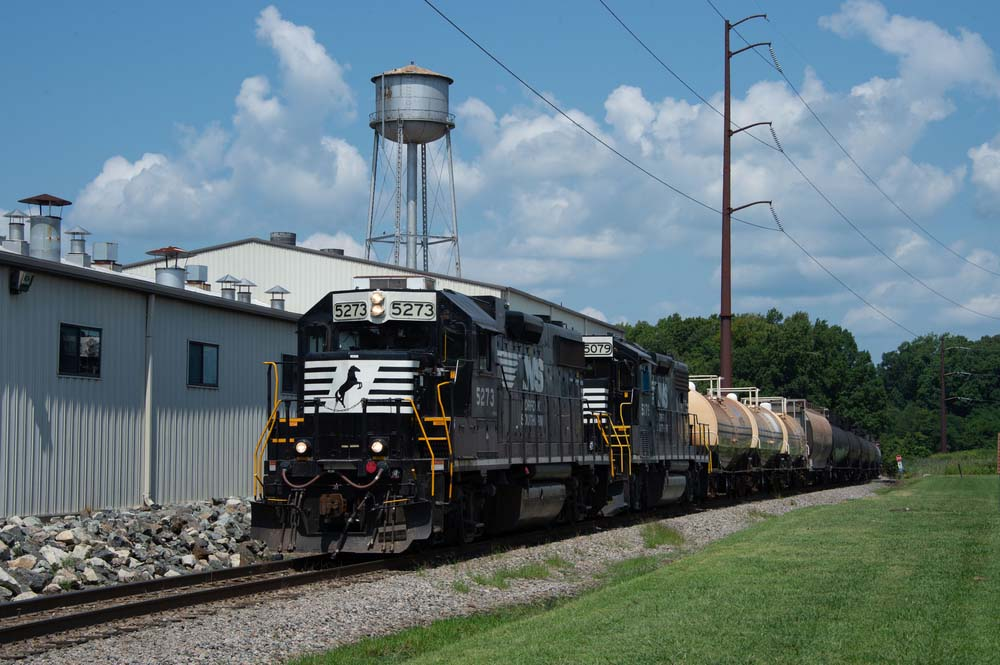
[{"x1": 251, "y1": 281, "x2": 879, "y2": 554}]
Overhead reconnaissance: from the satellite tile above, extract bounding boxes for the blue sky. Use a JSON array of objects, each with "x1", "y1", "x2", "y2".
[{"x1": 3, "y1": 1, "x2": 1000, "y2": 359}]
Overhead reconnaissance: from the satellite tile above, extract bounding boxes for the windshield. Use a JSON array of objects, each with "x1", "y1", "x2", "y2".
[{"x1": 329, "y1": 322, "x2": 435, "y2": 351}]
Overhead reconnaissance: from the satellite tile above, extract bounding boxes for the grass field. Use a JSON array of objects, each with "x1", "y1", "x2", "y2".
[
  {"x1": 291, "y1": 477, "x2": 1000, "y2": 665},
  {"x1": 905, "y1": 448, "x2": 997, "y2": 476}
]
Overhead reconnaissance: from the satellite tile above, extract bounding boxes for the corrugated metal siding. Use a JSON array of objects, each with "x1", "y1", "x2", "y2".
[
  {"x1": 0, "y1": 266, "x2": 147, "y2": 516},
  {"x1": 506, "y1": 292, "x2": 619, "y2": 336},
  {"x1": 150, "y1": 298, "x2": 296, "y2": 502}
]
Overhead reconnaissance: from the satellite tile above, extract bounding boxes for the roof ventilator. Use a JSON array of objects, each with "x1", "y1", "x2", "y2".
[
  {"x1": 66, "y1": 226, "x2": 92, "y2": 267},
  {"x1": 265, "y1": 285, "x2": 290, "y2": 310},
  {"x1": 236, "y1": 278, "x2": 256, "y2": 303},
  {"x1": 19, "y1": 194, "x2": 72, "y2": 261},
  {"x1": 216, "y1": 274, "x2": 239, "y2": 300},
  {"x1": 2, "y1": 209, "x2": 30, "y2": 255},
  {"x1": 147, "y1": 246, "x2": 190, "y2": 288}
]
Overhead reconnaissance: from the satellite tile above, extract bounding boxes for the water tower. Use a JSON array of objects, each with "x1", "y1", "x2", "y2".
[{"x1": 365, "y1": 63, "x2": 461, "y2": 275}]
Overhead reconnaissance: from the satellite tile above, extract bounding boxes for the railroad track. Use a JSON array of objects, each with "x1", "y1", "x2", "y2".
[{"x1": 0, "y1": 481, "x2": 870, "y2": 659}]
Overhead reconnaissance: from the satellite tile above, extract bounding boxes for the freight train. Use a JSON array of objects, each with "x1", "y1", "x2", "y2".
[{"x1": 251, "y1": 279, "x2": 880, "y2": 554}]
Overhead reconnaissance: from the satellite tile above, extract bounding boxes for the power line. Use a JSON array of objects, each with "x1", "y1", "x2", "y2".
[
  {"x1": 598, "y1": 0, "x2": 777, "y2": 152},
  {"x1": 703, "y1": 0, "x2": 1000, "y2": 321},
  {"x1": 709, "y1": 0, "x2": 1000, "y2": 279},
  {"x1": 423, "y1": 0, "x2": 916, "y2": 336},
  {"x1": 422, "y1": 0, "x2": 778, "y2": 232}
]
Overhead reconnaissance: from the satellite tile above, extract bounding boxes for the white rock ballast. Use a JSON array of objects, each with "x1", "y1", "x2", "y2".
[{"x1": 0, "y1": 498, "x2": 281, "y2": 603}]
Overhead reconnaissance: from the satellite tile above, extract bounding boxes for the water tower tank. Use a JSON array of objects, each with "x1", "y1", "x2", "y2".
[{"x1": 370, "y1": 64, "x2": 455, "y2": 144}]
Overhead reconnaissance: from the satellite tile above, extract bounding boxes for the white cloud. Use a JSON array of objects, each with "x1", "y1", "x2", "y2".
[
  {"x1": 300, "y1": 231, "x2": 364, "y2": 257},
  {"x1": 73, "y1": 5, "x2": 367, "y2": 244},
  {"x1": 968, "y1": 134, "x2": 1000, "y2": 214},
  {"x1": 579, "y1": 306, "x2": 608, "y2": 322}
]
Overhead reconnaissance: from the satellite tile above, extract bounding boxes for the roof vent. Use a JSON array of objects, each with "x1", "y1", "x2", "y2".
[
  {"x1": 2, "y1": 209, "x2": 30, "y2": 255},
  {"x1": 216, "y1": 274, "x2": 239, "y2": 300},
  {"x1": 66, "y1": 226, "x2": 92, "y2": 267},
  {"x1": 19, "y1": 194, "x2": 72, "y2": 262},
  {"x1": 266, "y1": 285, "x2": 290, "y2": 310},
  {"x1": 236, "y1": 277, "x2": 256, "y2": 303},
  {"x1": 146, "y1": 246, "x2": 190, "y2": 288},
  {"x1": 93, "y1": 242, "x2": 121, "y2": 271},
  {"x1": 320, "y1": 247, "x2": 345, "y2": 256},
  {"x1": 270, "y1": 231, "x2": 297, "y2": 246},
  {"x1": 185, "y1": 265, "x2": 210, "y2": 290}
]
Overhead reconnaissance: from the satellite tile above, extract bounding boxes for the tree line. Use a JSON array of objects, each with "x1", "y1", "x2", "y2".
[{"x1": 622, "y1": 310, "x2": 1000, "y2": 462}]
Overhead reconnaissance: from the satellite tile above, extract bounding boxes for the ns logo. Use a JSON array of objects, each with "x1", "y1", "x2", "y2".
[{"x1": 522, "y1": 357, "x2": 545, "y2": 393}]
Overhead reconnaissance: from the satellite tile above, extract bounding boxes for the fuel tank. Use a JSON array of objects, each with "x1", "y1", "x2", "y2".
[{"x1": 775, "y1": 412, "x2": 807, "y2": 464}]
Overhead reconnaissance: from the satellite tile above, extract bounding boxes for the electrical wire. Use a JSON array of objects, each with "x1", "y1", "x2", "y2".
[
  {"x1": 595, "y1": 0, "x2": 919, "y2": 335},
  {"x1": 598, "y1": 0, "x2": 777, "y2": 152},
  {"x1": 708, "y1": 0, "x2": 1000, "y2": 279},
  {"x1": 424, "y1": 0, "x2": 919, "y2": 335},
  {"x1": 703, "y1": 0, "x2": 1000, "y2": 321},
  {"x1": 422, "y1": 0, "x2": 778, "y2": 232}
]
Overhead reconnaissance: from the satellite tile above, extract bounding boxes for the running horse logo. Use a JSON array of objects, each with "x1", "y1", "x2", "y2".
[{"x1": 334, "y1": 365, "x2": 363, "y2": 407}]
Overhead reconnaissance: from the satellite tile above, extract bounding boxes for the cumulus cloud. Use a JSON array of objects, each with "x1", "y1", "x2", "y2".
[
  {"x1": 299, "y1": 231, "x2": 364, "y2": 257},
  {"x1": 968, "y1": 134, "x2": 1000, "y2": 214},
  {"x1": 73, "y1": 5, "x2": 366, "y2": 244}
]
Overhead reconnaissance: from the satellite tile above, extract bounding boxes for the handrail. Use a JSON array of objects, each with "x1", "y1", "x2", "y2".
[
  {"x1": 407, "y1": 397, "x2": 437, "y2": 499},
  {"x1": 434, "y1": 380, "x2": 455, "y2": 500},
  {"x1": 253, "y1": 362, "x2": 281, "y2": 498},
  {"x1": 617, "y1": 396, "x2": 634, "y2": 476}
]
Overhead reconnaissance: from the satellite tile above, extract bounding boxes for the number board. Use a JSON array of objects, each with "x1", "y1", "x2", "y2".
[
  {"x1": 583, "y1": 335, "x2": 614, "y2": 357},
  {"x1": 389, "y1": 301, "x2": 436, "y2": 320},
  {"x1": 332, "y1": 301, "x2": 368, "y2": 320}
]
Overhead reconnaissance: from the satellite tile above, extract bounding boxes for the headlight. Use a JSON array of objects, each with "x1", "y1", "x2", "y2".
[
  {"x1": 294, "y1": 440, "x2": 310, "y2": 455},
  {"x1": 370, "y1": 291, "x2": 385, "y2": 305},
  {"x1": 370, "y1": 439, "x2": 385, "y2": 455},
  {"x1": 371, "y1": 303, "x2": 385, "y2": 317}
]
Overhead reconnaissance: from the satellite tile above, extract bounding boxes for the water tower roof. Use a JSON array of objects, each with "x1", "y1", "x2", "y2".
[{"x1": 371, "y1": 63, "x2": 453, "y2": 84}]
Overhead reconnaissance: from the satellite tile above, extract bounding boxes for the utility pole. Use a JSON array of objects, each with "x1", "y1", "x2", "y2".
[
  {"x1": 720, "y1": 15, "x2": 771, "y2": 388},
  {"x1": 940, "y1": 334, "x2": 947, "y2": 454}
]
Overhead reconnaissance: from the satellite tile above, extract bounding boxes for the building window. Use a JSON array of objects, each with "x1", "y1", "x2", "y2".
[
  {"x1": 188, "y1": 341, "x2": 219, "y2": 388},
  {"x1": 59, "y1": 324, "x2": 102, "y2": 378},
  {"x1": 281, "y1": 354, "x2": 298, "y2": 394}
]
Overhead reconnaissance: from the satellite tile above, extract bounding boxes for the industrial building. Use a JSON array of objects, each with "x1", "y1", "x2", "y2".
[{"x1": 0, "y1": 196, "x2": 299, "y2": 517}]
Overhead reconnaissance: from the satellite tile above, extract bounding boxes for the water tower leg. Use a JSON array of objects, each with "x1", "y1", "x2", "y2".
[
  {"x1": 421, "y1": 144, "x2": 429, "y2": 272},
  {"x1": 406, "y1": 143, "x2": 418, "y2": 269},
  {"x1": 365, "y1": 130, "x2": 379, "y2": 261},
  {"x1": 446, "y1": 128, "x2": 462, "y2": 277}
]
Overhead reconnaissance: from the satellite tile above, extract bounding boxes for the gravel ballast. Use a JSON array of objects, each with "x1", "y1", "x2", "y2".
[
  {"x1": 8, "y1": 482, "x2": 882, "y2": 665},
  {"x1": 0, "y1": 499, "x2": 282, "y2": 603}
]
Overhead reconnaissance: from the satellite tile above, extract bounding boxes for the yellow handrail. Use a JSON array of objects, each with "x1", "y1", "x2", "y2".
[
  {"x1": 253, "y1": 362, "x2": 281, "y2": 498},
  {"x1": 407, "y1": 397, "x2": 437, "y2": 498},
  {"x1": 435, "y1": 380, "x2": 455, "y2": 500},
  {"x1": 617, "y1": 396, "x2": 633, "y2": 476}
]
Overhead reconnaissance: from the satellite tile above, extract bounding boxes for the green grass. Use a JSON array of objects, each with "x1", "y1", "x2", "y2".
[
  {"x1": 450, "y1": 579, "x2": 470, "y2": 594},
  {"x1": 542, "y1": 554, "x2": 573, "y2": 570},
  {"x1": 470, "y1": 562, "x2": 551, "y2": 590},
  {"x1": 639, "y1": 522, "x2": 685, "y2": 549},
  {"x1": 292, "y1": 477, "x2": 1000, "y2": 665},
  {"x1": 905, "y1": 448, "x2": 997, "y2": 476}
]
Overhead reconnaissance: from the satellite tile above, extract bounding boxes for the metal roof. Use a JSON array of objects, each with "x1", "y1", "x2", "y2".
[
  {"x1": 66, "y1": 226, "x2": 91, "y2": 235},
  {"x1": 18, "y1": 194, "x2": 72, "y2": 207},
  {"x1": 0, "y1": 250, "x2": 297, "y2": 322},
  {"x1": 123, "y1": 237, "x2": 622, "y2": 333},
  {"x1": 265, "y1": 285, "x2": 290, "y2": 295},
  {"x1": 371, "y1": 63, "x2": 453, "y2": 84}
]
